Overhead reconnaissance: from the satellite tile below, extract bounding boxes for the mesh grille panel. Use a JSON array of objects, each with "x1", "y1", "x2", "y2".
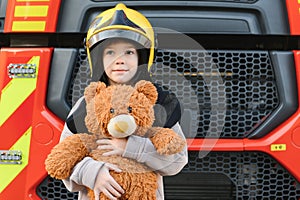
[
  {"x1": 37, "y1": 152, "x2": 300, "y2": 200},
  {"x1": 36, "y1": 177, "x2": 78, "y2": 200},
  {"x1": 67, "y1": 49, "x2": 91, "y2": 106},
  {"x1": 183, "y1": 151, "x2": 300, "y2": 199},
  {"x1": 152, "y1": 50, "x2": 278, "y2": 138},
  {"x1": 67, "y1": 49, "x2": 279, "y2": 139}
]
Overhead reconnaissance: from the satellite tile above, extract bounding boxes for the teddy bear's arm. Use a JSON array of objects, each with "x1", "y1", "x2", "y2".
[
  {"x1": 148, "y1": 127, "x2": 186, "y2": 155},
  {"x1": 45, "y1": 134, "x2": 96, "y2": 180}
]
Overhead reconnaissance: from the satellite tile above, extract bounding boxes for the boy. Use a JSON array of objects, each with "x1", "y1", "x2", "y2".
[{"x1": 60, "y1": 3, "x2": 188, "y2": 200}]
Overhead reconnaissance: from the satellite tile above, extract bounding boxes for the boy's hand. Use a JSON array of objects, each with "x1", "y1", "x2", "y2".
[
  {"x1": 93, "y1": 163, "x2": 124, "y2": 200},
  {"x1": 97, "y1": 138, "x2": 128, "y2": 156}
]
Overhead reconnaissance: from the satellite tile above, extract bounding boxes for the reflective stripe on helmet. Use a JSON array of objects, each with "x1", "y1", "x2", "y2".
[{"x1": 87, "y1": 29, "x2": 151, "y2": 49}]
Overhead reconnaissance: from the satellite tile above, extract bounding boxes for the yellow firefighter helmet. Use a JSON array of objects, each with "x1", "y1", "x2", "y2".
[{"x1": 86, "y1": 3, "x2": 155, "y2": 75}]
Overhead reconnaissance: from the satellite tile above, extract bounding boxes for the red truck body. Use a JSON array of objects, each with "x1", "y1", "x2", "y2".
[{"x1": 1, "y1": 0, "x2": 300, "y2": 199}]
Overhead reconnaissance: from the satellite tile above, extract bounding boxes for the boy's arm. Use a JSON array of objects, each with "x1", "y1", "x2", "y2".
[
  {"x1": 59, "y1": 124, "x2": 105, "y2": 192},
  {"x1": 62, "y1": 157, "x2": 104, "y2": 192},
  {"x1": 123, "y1": 122, "x2": 188, "y2": 176},
  {"x1": 58, "y1": 97, "x2": 104, "y2": 192}
]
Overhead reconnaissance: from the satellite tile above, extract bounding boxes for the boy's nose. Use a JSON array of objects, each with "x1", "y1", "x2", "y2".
[{"x1": 115, "y1": 54, "x2": 125, "y2": 65}]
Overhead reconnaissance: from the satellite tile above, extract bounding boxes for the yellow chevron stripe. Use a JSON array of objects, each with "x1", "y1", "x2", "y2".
[
  {"x1": 0, "y1": 56, "x2": 40, "y2": 126},
  {"x1": 14, "y1": 6, "x2": 49, "y2": 17},
  {"x1": 12, "y1": 21, "x2": 46, "y2": 31},
  {"x1": 0, "y1": 127, "x2": 32, "y2": 193}
]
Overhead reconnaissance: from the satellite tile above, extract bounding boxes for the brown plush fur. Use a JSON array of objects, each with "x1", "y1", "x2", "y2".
[{"x1": 45, "y1": 80, "x2": 186, "y2": 200}]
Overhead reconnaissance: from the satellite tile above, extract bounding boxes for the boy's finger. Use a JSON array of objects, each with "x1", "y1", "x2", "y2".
[
  {"x1": 94, "y1": 190, "x2": 100, "y2": 200},
  {"x1": 102, "y1": 150, "x2": 115, "y2": 156},
  {"x1": 102, "y1": 189, "x2": 117, "y2": 200},
  {"x1": 105, "y1": 163, "x2": 122, "y2": 172},
  {"x1": 110, "y1": 177, "x2": 125, "y2": 194},
  {"x1": 96, "y1": 139, "x2": 111, "y2": 145},
  {"x1": 97, "y1": 145, "x2": 113, "y2": 150},
  {"x1": 107, "y1": 184, "x2": 123, "y2": 198}
]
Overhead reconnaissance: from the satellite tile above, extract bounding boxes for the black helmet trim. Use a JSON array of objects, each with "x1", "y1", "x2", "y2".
[
  {"x1": 87, "y1": 29, "x2": 151, "y2": 50},
  {"x1": 96, "y1": 10, "x2": 147, "y2": 35}
]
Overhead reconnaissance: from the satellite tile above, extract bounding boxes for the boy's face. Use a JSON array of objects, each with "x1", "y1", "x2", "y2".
[{"x1": 103, "y1": 40, "x2": 138, "y2": 85}]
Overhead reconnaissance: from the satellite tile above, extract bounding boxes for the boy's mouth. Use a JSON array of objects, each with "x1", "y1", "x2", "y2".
[{"x1": 112, "y1": 69, "x2": 128, "y2": 72}]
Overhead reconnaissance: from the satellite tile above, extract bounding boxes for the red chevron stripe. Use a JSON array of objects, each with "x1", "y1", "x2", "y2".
[{"x1": 0, "y1": 93, "x2": 35, "y2": 149}]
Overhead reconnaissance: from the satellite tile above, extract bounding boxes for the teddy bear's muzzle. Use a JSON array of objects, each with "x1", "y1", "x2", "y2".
[{"x1": 107, "y1": 114, "x2": 137, "y2": 138}]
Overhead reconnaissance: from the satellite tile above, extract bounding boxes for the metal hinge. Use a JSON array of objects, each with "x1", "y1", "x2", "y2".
[{"x1": 0, "y1": 150, "x2": 22, "y2": 165}]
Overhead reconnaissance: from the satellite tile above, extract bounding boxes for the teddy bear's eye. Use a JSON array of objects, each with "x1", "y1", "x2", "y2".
[
  {"x1": 128, "y1": 106, "x2": 132, "y2": 113},
  {"x1": 110, "y1": 108, "x2": 115, "y2": 113}
]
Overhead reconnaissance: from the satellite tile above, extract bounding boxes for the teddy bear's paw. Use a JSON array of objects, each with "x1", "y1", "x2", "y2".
[
  {"x1": 158, "y1": 135, "x2": 186, "y2": 155},
  {"x1": 151, "y1": 129, "x2": 186, "y2": 155}
]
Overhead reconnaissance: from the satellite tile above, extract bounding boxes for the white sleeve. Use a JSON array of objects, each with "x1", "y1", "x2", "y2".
[
  {"x1": 62, "y1": 157, "x2": 104, "y2": 192},
  {"x1": 123, "y1": 122, "x2": 188, "y2": 176}
]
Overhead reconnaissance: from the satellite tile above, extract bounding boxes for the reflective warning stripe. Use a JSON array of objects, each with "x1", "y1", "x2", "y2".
[
  {"x1": 14, "y1": 6, "x2": 49, "y2": 17},
  {"x1": 0, "y1": 56, "x2": 40, "y2": 126},
  {"x1": 12, "y1": 21, "x2": 46, "y2": 31},
  {"x1": 4, "y1": 0, "x2": 61, "y2": 32},
  {"x1": 0, "y1": 127, "x2": 32, "y2": 193},
  {"x1": 16, "y1": 0, "x2": 50, "y2": 1},
  {"x1": 0, "y1": 48, "x2": 55, "y2": 199},
  {"x1": 12, "y1": 2, "x2": 49, "y2": 32}
]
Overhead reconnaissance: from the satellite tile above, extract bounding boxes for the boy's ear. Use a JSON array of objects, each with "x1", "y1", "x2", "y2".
[{"x1": 135, "y1": 80, "x2": 158, "y2": 104}]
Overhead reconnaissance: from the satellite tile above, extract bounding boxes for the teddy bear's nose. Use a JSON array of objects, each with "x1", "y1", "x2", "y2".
[
  {"x1": 107, "y1": 114, "x2": 137, "y2": 138},
  {"x1": 114, "y1": 121, "x2": 129, "y2": 133}
]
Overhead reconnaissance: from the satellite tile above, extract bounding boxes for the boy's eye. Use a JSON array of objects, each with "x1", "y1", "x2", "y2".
[
  {"x1": 105, "y1": 50, "x2": 114, "y2": 55},
  {"x1": 125, "y1": 50, "x2": 134, "y2": 55}
]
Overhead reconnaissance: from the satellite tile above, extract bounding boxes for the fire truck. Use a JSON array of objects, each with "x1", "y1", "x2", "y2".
[{"x1": 1, "y1": 0, "x2": 300, "y2": 199}]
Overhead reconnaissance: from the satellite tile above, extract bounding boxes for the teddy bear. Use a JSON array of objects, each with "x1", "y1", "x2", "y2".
[{"x1": 45, "y1": 80, "x2": 186, "y2": 200}]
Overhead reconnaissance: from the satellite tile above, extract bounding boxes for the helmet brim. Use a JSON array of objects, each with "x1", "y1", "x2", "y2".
[{"x1": 87, "y1": 29, "x2": 152, "y2": 50}]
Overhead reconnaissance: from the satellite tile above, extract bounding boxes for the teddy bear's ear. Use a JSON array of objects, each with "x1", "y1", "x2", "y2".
[
  {"x1": 84, "y1": 81, "x2": 106, "y2": 103},
  {"x1": 135, "y1": 80, "x2": 158, "y2": 104},
  {"x1": 96, "y1": 81, "x2": 107, "y2": 94},
  {"x1": 84, "y1": 82, "x2": 98, "y2": 103}
]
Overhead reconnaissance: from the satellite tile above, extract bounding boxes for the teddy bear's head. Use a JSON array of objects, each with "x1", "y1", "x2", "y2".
[{"x1": 84, "y1": 80, "x2": 158, "y2": 138}]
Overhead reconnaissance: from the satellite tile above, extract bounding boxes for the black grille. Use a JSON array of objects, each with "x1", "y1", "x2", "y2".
[
  {"x1": 179, "y1": 151, "x2": 300, "y2": 199},
  {"x1": 67, "y1": 49, "x2": 91, "y2": 106},
  {"x1": 67, "y1": 49, "x2": 279, "y2": 139},
  {"x1": 37, "y1": 177, "x2": 78, "y2": 200},
  {"x1": 37, "y1": 152, "x2": 300, "y2": 200}
]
